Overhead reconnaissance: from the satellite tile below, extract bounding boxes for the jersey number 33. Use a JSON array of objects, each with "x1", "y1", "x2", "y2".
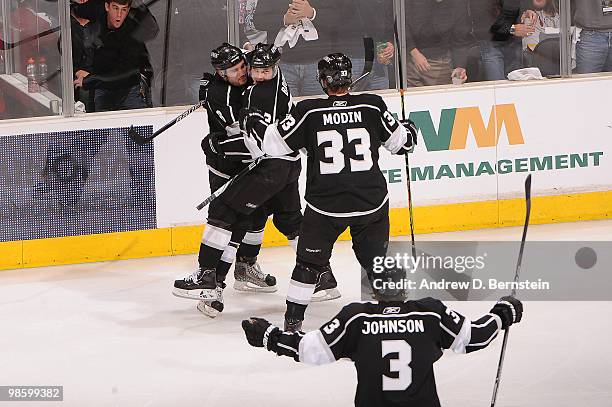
[{"x1": 317, "y1": 128, "x2": 373, "y2": 175}]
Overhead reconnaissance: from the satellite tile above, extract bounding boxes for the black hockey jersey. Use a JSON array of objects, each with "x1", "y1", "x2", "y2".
[
  {"x1": 246, "y1": 93, "x2": 409, "y2": 217},
  {"x1": 272, "y1": 298, "x2": 502, "y2": 407},
  {"x1": 238, "y1": 69, "x2": 300, "y2": 161},
  {"x1": 199, "y1": 72, "x2": 252, "y2": 177},
  {"x1": 242, "y1": 69, "x2": 292, "y2": 125}
]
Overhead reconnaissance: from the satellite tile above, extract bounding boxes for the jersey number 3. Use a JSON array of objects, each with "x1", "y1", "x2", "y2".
[
  {"x1": 381, "y1": 340, "x2": 412, "y2": 391},
  {"x1": 317, "y1": 128, "x2": 373, "y2": 175}
]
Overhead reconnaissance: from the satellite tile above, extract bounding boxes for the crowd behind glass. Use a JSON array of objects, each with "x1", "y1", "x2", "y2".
[{"x1": 0, "y1": 0, "x2": 610, "y2": 119}]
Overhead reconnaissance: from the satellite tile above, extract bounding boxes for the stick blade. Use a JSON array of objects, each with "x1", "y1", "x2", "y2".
[
  {"x1": 351, "y1": 37, "x2": 375, "y2": 92},
  {"x1": 524, "y1": 174, "x2": 532, "y2": 200},
  {"x1": 363, "y1": 36, "x2": 375, "y2": 73},
  {"x1": 128, "y1": 126, "x2": 150, "y2": 145}
]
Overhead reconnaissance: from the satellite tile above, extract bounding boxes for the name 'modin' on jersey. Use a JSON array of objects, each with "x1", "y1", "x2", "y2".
[{"x1": 251, "y1": 93, "x2": 409, "y2": 217}]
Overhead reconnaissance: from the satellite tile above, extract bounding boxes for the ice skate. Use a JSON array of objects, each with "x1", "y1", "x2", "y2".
[
  {"x1": 312, "y1": 264, "x2": 341, "y2": 302},
  {"x1": 172, "y1": 268, "x2": 219, "y2": 301},
  {"x1": 233, "y1": 256, "x2": 277, "y2": 293},
  {"x1": 283, "y1": 317, "x2": 303, "y2": 333},
  {"x1": 197, "y1": 283, "x2": 225, "y2": 318}
]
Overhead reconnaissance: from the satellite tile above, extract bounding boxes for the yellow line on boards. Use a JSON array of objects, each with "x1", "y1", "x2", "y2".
[{"x1": 1, "y1": 190, "x2": 610, "y2": 270}]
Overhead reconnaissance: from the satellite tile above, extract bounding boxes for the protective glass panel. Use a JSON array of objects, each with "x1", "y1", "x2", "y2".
[
  {"x1": 237, "y1": 0, "x2": 396, "y2": 97},
  {"x1": 150, "y1": 0, "x2": 229, "y2": 106},
  {"x1": 0, "y1": 0, "x2": 65, "y2": 119},
  {"x1": 571, "y1": 0, "x2": 612, "y2": 76}
]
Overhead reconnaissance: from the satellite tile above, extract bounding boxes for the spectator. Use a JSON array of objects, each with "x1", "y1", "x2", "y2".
[
  {"x1": 521, "y1": 0, "x2": 560, "y2": 50},
  {"x1": 355, "y1": 0, "x2": 395, "y2": 91},
  {"x1": 521, "y1": 0, "x2": 561, "y2": 74},
  {"x1": 70, "y1": 0, "x2": 157, "y2": 207},
  {"x1": 33, "y1": 3, "x2": 103, "y2": 206},
  {"x1": 471, "y1": 0, "x2": 534, "y2": 80},
  {"x1": 249, "y1": 0, "x2": 384, "y2": 96},
  {"x1": 572, "y1": 0, "x2": 612, "y2": 74},
  {"x1": 73, "y1": 0, "x2": 159, "y2": 111},
  {"x1": 69, "y1": 2, "x2": 97, "y2": 112},
  {"x1": 404, "y1": 0, "x2": 474, "y2": 87}
]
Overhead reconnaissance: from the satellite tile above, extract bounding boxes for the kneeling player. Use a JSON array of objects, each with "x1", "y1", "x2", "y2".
[{"x1": 242, "y1": 267, "x2": 524, "y2": 407}]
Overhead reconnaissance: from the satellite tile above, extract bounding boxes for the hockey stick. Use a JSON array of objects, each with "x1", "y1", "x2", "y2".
[
  {"x1": 128, "y1": 100, "x2": 206, "y2": 145},
  {"x1": 0, "y1": 26, "x2": 60, "y2": 51},
  {"x1": 490, "y1": 173, "x2": 532, "y2": 407},
  {"x1": 195, "y1": 156, "x2": 263, "y2": 210},
  {"x1": 350, "y1": 37, "x2": 375, "y2": 92},
  {"x1": 392, "y1": 19, "x2": 417, "y2": 260}
]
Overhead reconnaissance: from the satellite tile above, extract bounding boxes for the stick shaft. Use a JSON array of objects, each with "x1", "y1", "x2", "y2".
[
  {"x1": 490, "y1": 174, "x2": 532, "y2": 407},
  {"x1": 394, "y1": 20, "x2": 417, "y2": 258},
  {"x1": 153, "y1": 100, "x2": 205, "y2": 138},
  {"x1": 490, "y1": 328, "x2": 511, "y2": 407},
  {"x1": 196, "y1": 157, "x2": 263, "y2": 210}
]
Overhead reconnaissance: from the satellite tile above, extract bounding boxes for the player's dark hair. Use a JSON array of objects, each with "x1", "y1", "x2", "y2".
[{"x1": 105, "y1": 0, "x2": 132, "y2": 6}]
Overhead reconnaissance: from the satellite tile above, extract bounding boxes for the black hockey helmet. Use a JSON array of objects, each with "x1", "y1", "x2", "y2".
[
  {"x1": 211, "y1": 43, "x2": 246, "y2": 70},
  {"x1": 247, "y1": 43, "x2": 282, "y2": 68},
  {"x1": 368, "y1": 265, "x2": 408, "y2": 302},
  {"x1": 318, "y1": 53, "x2": 353, "y2": 90}
]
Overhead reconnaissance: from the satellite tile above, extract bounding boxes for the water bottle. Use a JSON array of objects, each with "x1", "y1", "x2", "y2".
[
  {"x1": 37, "y1": 56, "x2": 48, "y2": 90},
  {"x1": 26, "y1": 57, "x2": 39, "y2": 93}
]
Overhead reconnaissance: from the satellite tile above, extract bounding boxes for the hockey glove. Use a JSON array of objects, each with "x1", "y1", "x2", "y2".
[
  {"x1": 490, "y1": 296, "x2": 523, "y2": 330},
  {"x1": 242, "y1": 317, "x2": 281, "y2": 350},
  {"x1": 400, "y1": 119, "x2": 418, "y2": 148},
  {"x1": 238, "y1": 107, "x2": 266, "y2": 132},
  {"x1": 201, "y1": 132, "x2": 224, "y2": 159}
]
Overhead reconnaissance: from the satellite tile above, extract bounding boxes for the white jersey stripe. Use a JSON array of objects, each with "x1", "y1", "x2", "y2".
[
  {"x1": 380, "y1": 117, "x2": 393, "y2": 135},
  {"x1": 472, "y1": 314, "x2": 498, "y2": 328},
  {"x1": 306, "y1": 195, "x2": 388, "y2": 218},
  {"x1": 466, "y1": 329, "x2": 499, "y2": 347},
  {"x1": 227, "y1": 86, "x2": 236, "y2": 123},
  {"x1": 277, "y1": 343, "x2": 298, "y2": 355},
  {"x1": 225, "y1": 152, "x2": 252, "y2": 156},
  {"x1": 450, "y1": 318, "x2": 472, "y2": 354},
  {"x1": 439, "y1": 322, "x2": 457, "y2": 338},
  {"x1": 208, "y1": 167, "x2": 230, "y2": 179},
  {"x1": 272, "y1": 74, "x2": 279, "y2": 122}
]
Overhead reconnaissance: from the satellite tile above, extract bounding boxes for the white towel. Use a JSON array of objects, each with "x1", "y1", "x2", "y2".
[
  {"x1": 274, "y1": 18, "x2": 319, "y2": 49},
  {"x1": 507, "y1": 67, "x2": 545, "y2": 80}
]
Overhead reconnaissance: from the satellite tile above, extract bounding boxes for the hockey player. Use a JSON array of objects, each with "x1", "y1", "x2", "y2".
[
  {"x1": 242, "y1": 267, "x2": 524, "y2": 407},
  {"x1": 206, "y1": 43, "x2": 342, "y2": 303},
  {"x1": 229, "y1": 43, "x2": 303, "y2": 291},
  {"x1": 240, "y1": 53, "x2": 418, "y2": 330},
  {"x1": 173, "y1": 43, "x2": 278, "y2": 316}
]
